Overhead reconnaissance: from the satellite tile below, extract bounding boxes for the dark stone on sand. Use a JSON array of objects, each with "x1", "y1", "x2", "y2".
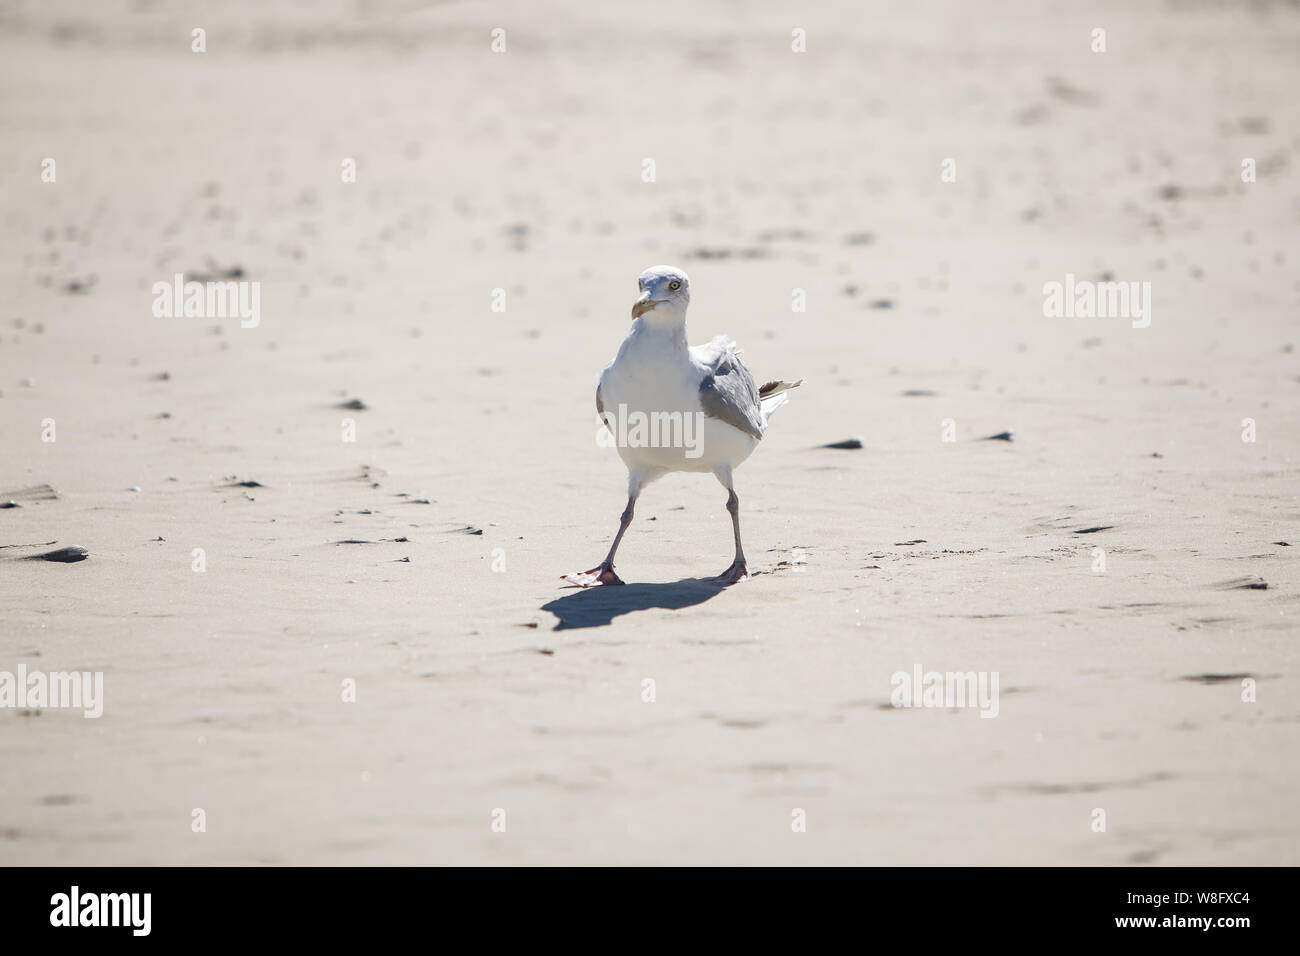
[
  {"x1": 820, "y1": 438, "x2": 863, "y2": 449},
  {"x1": 229, "y1": 480, "x2": 264, "y2": 488},
  {"x1": 1181, "y1": 673, "x2": 1252, "y2": 685},
  {"x1": 30, "y1": 546, "x2": 88, "y2": 563},
  {"x1": 1073, "y1": 526, "x2": 1112, "y2": 534},
  {"x1": 190, "y1": 266, "x2": 246, "y2": 282},
  {"x1": 0, "y1": 501, "x2": 20, "y2": 509},
  {"x1": 894, "y1": 539, "x2": 926, "y2": 546},
  {"x1": 1158, "y1": 185, "x2": 1183, "y2": 200},
  {"x1": 869, "y1": 299, "x2": 894, "y2": 309},
  {"x1": 901, "y1": 389, "x2": 936, "y2": 397},
  {"x1": 981, "y1": 431, "x2": 1014, "y2": 441},
  {"x1": 1218, "y1": 576, "x2": 1267, "y2": 590},
  {"x1": 337, "y1": 398, "x2": 367, "y2": 410},
  {"x1": 1273, "y1": 541, "x2": 1290, "y2": 547}
]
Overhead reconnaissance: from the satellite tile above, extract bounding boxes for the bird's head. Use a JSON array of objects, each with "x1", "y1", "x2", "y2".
[{"x1": 632, "y1": 265, "x2": 690, "y2": 320}]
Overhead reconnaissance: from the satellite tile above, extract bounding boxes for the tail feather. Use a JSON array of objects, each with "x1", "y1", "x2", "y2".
[
  {"x1": 760, "y1": 379, "x2": 803, "y2": 424},
  {"x1": 758, "y1": 378, "x2": 804, "y2": 400}
]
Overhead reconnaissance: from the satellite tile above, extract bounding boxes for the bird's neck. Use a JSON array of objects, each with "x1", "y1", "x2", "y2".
[{"x1": 630, "y1": 308, "x2": 688, "y2": 353}]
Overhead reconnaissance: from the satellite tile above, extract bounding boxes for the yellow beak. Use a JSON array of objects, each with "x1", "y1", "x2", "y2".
[{"x1": 631, "y1": 290, "x2": 661, "y2": 318}]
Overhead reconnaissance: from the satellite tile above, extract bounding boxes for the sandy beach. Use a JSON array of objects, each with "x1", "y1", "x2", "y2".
[{"x1": 1, "y1": 0, "x2": 1297, "y2": 865}]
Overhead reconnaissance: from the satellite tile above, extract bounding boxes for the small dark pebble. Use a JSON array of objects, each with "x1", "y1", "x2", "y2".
[
  {"x1": 0, "y1": 501, "x2": 20, "y2": 509},
  {"x1": 901, "y1": 390, "x2": 936, "y2": 397},
  {"x1": 1212, "y1": 576, "x2": 1267, "y2": 591},
  {"x1": 30, "y1": 546, "x2": 89, "y2": 563},
  {"x1": 191, "y1": 266, "x2": 245, "y2": 282},
  {"x1": 229, "y1": 480, "x2": 264, "y2": 488},
  {"x1": 869, "y1": 299, "x2": 894, "y2": 309},
  {"x1": 894, "y1": 539, "x2": 927, "y2": 546},
  {"x1": 1273, "y1": 541, "x2": 1290, "y2": 547},
  {"x1": 1222, "y1": 577, "x2": 1267, "y2": 590},
  {"x1": 1073, "y1": 526, "x2": 1113, "y2": 534},
  {"x1": 981, "y1": 431, "x2": 1014, "y2": 441},
  {"x1": 337, "y1": 398, "x2": 367, "y2": 410},
  {"x1": 821, "y1": 437, "x2": 863, "y2": 449}
]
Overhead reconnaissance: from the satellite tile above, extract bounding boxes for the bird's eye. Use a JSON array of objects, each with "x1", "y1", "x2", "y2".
[{"x1": 669, "y1": 280, "x2": 681, "y2": 291}]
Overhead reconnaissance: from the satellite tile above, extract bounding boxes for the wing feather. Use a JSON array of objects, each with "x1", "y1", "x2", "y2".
[{"x1": 695, "y1": 338, "x2": 764, "y2": 440}]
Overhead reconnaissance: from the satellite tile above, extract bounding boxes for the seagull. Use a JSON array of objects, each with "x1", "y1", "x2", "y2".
[{"x1": 564, "y1": 265, "x2": 803, "y2": 588}]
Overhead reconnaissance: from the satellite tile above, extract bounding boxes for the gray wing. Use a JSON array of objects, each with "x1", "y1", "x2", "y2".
[
  {"x1": 596, "y1": 383, "x2": 604, "y2": 418},
  {"x1": 698, "y1": 346, "x2": 764, "y2": 440}
]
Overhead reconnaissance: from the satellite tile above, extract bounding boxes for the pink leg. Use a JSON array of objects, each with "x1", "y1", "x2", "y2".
[
  {"x1": 712, "y1": 488, "x2": 749, "y2": 585},
  {"x1": 562, "y1": 496, "x2": 635, "y2": 587}
]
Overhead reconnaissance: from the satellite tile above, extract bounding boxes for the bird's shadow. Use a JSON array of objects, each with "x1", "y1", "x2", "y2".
[{"x1": 541, "y1": 577, "x2": 727, "y2": 630}]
